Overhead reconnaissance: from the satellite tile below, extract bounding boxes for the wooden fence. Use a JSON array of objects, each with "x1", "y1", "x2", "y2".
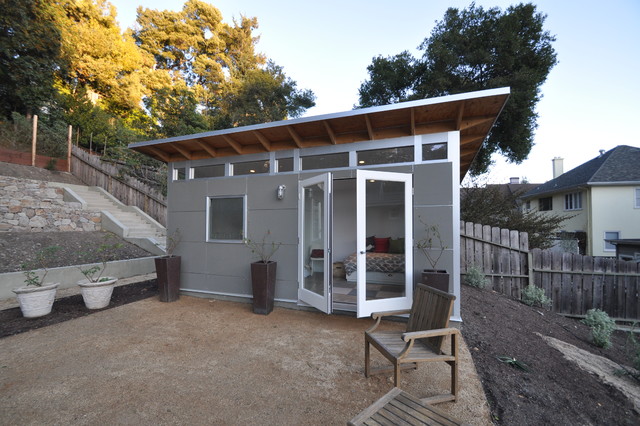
[
  {"x1": 460, "y1": 221, "x2": 640, "y2": 321},
  {"x1": 71, "y1": 146, "x2": 167, "y2": 225}
]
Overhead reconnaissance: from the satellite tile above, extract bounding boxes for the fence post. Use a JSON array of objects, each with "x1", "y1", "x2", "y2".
[
  {"x1": 528, "y1": 251, "x2": 533, "y2": 287},
  {"x1": 67, "y1": 125, "x2": 72, "y2": 173},
  {"x1": 31, "y1": 114, "x2": 38, "y2": 166}
]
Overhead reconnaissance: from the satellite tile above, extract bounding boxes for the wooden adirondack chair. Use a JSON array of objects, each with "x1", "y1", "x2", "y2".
[{"x1": 364, "y1": 284, "x2": 459, "y2": 404}]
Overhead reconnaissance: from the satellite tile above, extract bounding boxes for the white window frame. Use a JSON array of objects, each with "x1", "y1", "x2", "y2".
[
  {"x1": 635, "y1": 188, "x2": 640, "y2": 208},
  {"x1": 205, "y1": 195, "x2": 247, "y2": 243},
  {"x1": 603, "y1": 231, "x2": 620, "y2": 252},
  {"x1": 564, "y1": 192, "x2": 582, "y2": 211}
]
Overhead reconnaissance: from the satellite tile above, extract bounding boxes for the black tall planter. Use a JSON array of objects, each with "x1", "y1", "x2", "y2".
[
  {"x1": 251, "y1": 261, "x2": 277, "y2": 315},
  {"x1": 155, "y1": 255, "x2": 181, "y2": 302},
  {"x1": 421, "y1": 269, "x2": 450, "y2": 293}
]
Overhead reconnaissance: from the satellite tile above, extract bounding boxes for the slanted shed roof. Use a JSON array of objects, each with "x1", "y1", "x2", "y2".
[
  {"x1": 523, "y1": 145, "x2": 640, "y2": 199},
  {"x1": 129, "y1": 87, "x2": 510, "y2": 179}
]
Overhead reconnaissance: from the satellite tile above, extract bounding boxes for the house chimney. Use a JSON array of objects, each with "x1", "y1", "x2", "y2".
[
  {"x1": 509, "y1": 177, "x2": 520, "y2": 184},
  {"x1": 552, "y1": 157, "x2": 564, "y2": 179}
]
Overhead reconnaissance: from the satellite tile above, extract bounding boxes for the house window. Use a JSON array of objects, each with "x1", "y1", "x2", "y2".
[
  {"x1": 635, "y1": 188, "x2": 640, "y2": 208},
  {"x1": 301, "y1": 152, "x2": 349, "y2": 170},
  {"x1": 207, "y1": 196, "x2": 245, "y2": 242},
  {"x1": 193, "y1": 164, "x2": 224, "y2": 179},
  {"x1": 173, "y1": 167, "x2": 186, "y2": 181},
  {"x1": 233, "y1": 160, "x2": 269, "y2": 175},
  {"x1": 604, "y1": 231, "x2": 619, "y2": 252},
  {"x1": 422, "y1": 143, "x2": 447, "y2": 161},
  {"x1": 357, "y1": 146, "x2": 413, "y2": 165},
  {"x1": 278, "y1": 157, "x2": 293, "y2": 172},
  {"x1": 539, "y1": 197, "x2": 553, "y2": 211},
  {"x1": 564, "y1": 192, "x2": 582, "y2": 210}
]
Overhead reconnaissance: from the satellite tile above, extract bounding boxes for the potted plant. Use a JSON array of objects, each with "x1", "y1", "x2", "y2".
[
  {"x1": 77, "y1": 235, "x2": 122, "y2": 309},
  {"x1": 415, "y1": 217, "x2": 450, "y2": 292},
  {"x1": 155, "y1": 228, "x2": 181, "y2": 302},
  {"x1": 13, "y1": 246, "x2": 61, "y2": 318},
  {"x1": 244, "y1": 231, "x2": 281, "y2": 315}
]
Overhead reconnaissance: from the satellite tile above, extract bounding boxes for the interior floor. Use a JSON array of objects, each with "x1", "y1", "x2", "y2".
[{"x1": 305, "y1": 274, "x2": 405, "y2": 307}]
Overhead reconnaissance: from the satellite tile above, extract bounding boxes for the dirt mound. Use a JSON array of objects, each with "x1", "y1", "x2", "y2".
[
  {"x1": 0, "y1": 161, "x2": 83, "y2": 184},
  {"x1": 461, "y1": 284, "x2": 639, "y2": 425}
]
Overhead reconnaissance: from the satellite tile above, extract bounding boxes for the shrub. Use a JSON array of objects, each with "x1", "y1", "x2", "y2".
[
  {"x1": 464, "y1": 264, "x2": 488, "y2": 288},
  {"x1": 626, "y1": 325, "x2": 640, "y2": 373},
  {"x1": 582, "y1": 309, "x2": 616, "y2": 349},
  {"x1": 45, "y1": 158, "x2": 57, "y2": 170},
  {"x1": 521, "y1": 284, "x2": 552, "y2": 309}
]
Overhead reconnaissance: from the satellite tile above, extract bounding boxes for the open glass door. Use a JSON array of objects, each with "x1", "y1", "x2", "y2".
[
  {"x1": 356, "y1": 170, "x2": 413, "y2": 318},
  {"x1": 298, "y1": 173, "x2": 332, "y2": 313}
]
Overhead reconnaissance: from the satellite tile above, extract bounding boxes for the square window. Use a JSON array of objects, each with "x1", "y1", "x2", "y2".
[
  {"x1": 207, "y1": 196, "x2": 245, "y2": 241},
  {"x1": 278, "y1": 157, "x2": 294, "y2": 172},
  {"x1": 564, "y1": 192, "x2": 582, "y2": 210},
  {"x1": 173, "y1": 167, "x2": 186, "y2": 181},
  {"x1": 539, "y1": 197, "x2": 552, "y2": 211},
  {"x1": 635, "y1": 188, "x2": 640, "y2": 208},
  {"x1": 604, "y1": 231, "x2": 619, "y2": 251},
  {"x1": 422, "y1": 143, "x2": 447, "y2": 161}
]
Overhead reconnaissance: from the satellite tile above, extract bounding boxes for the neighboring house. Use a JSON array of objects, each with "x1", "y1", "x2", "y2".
[
  {"x1": 521, "y1": 145, "x2": 640, "y2": 257},
  {"x1": 129, "y1": 88, "x2": 510, "y2": 321}
]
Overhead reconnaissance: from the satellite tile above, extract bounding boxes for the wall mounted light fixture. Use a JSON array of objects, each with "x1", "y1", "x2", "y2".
[{"x1": 277, "y1": 184, "x2": 286, "y2": 200}]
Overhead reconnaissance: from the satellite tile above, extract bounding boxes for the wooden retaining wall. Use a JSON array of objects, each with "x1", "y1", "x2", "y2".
[{"x1": 70, "y1": 146, "x2": 167, "y2": 225}]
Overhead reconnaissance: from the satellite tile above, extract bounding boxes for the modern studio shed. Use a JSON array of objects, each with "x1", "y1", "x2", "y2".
[{"x1": 129, "y1": 87, "x2": 510, "y2": 320}]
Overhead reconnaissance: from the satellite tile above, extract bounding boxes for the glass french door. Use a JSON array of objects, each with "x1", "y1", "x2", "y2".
[
  {"x1": 356, "y1": 170, "x2": 413, "y2": 318},
  {"x1": 298, "y1": 173, "x2": 332, "y2": 313}
]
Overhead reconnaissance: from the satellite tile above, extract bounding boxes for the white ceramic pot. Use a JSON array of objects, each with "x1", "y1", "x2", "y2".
[
  {"x1": 78, "y1": 277, "x2": 117, "y2": 309},
  {"x1": 12, "y1": 283, "x2": 59, "y2": 318}
]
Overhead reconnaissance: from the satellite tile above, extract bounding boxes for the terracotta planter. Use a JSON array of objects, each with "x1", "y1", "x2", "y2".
[
  {"x1": 12, "y1": 283, "x2": 59, "y2": 318},
  {"x1": 251, "y1": 261, "x2": 277, "y2": 315},
  {"x1": 78, "y1": 277, "x2": 117, "y2": 309},
  {"x1": 155, "y1": 255, "x2": 181, "y2": 302},
  {"x1": 421, "y1": 270, "x2": 450, "y2": 293}
]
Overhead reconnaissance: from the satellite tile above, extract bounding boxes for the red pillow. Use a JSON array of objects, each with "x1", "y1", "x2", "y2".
[{"x1": 374, "y1": 237, "x2": 390, "y2": 253}]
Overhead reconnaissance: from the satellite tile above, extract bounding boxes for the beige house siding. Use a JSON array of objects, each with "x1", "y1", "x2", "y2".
[{"x1": 590, "y1": 185, "x2": 640, "y2": 257}]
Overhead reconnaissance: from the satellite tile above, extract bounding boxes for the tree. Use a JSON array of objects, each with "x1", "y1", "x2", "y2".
[
  {"x1": 216, "y1": 61, "x2": 315, "y2": 128},
  {"x1": 461, "y1": 182, "x2": 568, "y2": 249},
  {"x1": 0, "y1": 0, "x2": 66, "y2": 118},
  {"x1": 144, "y1": 83, "x2": 208, "y2": 138},
  {"x1": 358, "y1": 3, "x2": 557, "y2": 175}
]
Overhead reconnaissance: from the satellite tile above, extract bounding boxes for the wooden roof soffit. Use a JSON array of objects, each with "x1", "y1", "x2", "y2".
[
  {"x1": 146, "y1": 146, "x2": 170, "y2": 162},
  {"x1": 173, "y1": 143, "x2": 192, "y2": 160},
  {"x1": 194, "y1": 139, "x2": 217, "y2": 157},
  {"x1": 323, "y1": 121, "x2": 337, "y2": 144},
  {"x1": 286, "y1": 126, "x2": 304, "y2": 148},
  {"x1": 253, "y1": 131, "x2": 271, "y2": 151},
  {"x1": 222, "y1": 135, "x2": 243, "y2": 154},
  {"x1": 456, "y1": 102, "x2": 466, "y2": 130},
  {"x1": 459, "y1": 115, "x2": 495, "y2": 131},
  {"x1": 364, "y1": 115, "x2": 375, "y2": 140},
  {"x1": 410, "y1": 109, "x2": 416, "y2": 135},
  {"x1": 461, "y1": 134, "x2": 485, "y2": 146}
]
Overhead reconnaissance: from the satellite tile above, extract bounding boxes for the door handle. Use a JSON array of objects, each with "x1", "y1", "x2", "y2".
[{"x1": 359, "y1": 251, "x2": 366, "y2": 254}]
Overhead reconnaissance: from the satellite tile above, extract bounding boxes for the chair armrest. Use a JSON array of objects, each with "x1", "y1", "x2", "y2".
[
  {"x1": 402, "y1": 327, "x2": 460, "y2": 342},
  {"x1": 366, "y1": 310, "x2": 411, "y2": 333},
  {"x1": 371, "y1": 310, "x2": 411, "y2": 320}
]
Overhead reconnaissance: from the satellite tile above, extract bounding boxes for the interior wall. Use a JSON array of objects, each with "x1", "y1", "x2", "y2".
[{"x1": 332, "y1": 179, "x2": 356, "y2": 262}]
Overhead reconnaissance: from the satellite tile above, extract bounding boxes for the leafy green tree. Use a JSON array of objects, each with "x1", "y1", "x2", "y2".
[
  {"x1": 144, "y1": 83, "x2": 208, "y2": 138},
  {"x1": 358, "y1": 3, "x2": 557, "y2": 175},
  {"x1": 0, "y1": 0, "x2": 66, "y2": 118},
  {"x1": 216, "y1": 61, "x2": 315, "y2": 128}
]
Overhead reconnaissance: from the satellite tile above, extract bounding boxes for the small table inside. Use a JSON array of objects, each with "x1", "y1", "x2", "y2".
[{"x1": 348, "y1": 388, "x2": 466, "y2": 426}]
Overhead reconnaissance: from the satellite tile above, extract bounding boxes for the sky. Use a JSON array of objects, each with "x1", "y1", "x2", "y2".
[{"x1": 110, "y1": 0, "x2": 640, "y2": 184}]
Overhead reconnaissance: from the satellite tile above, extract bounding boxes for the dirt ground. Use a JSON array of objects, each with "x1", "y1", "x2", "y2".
[{"x1": 0, "y1": 295, "x2": 490, "y2": 425}]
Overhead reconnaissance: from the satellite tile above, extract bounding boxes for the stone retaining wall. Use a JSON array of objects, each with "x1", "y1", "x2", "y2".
[{"x1": 0, "y1": 176, "x2": 101, "y2": 232}]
